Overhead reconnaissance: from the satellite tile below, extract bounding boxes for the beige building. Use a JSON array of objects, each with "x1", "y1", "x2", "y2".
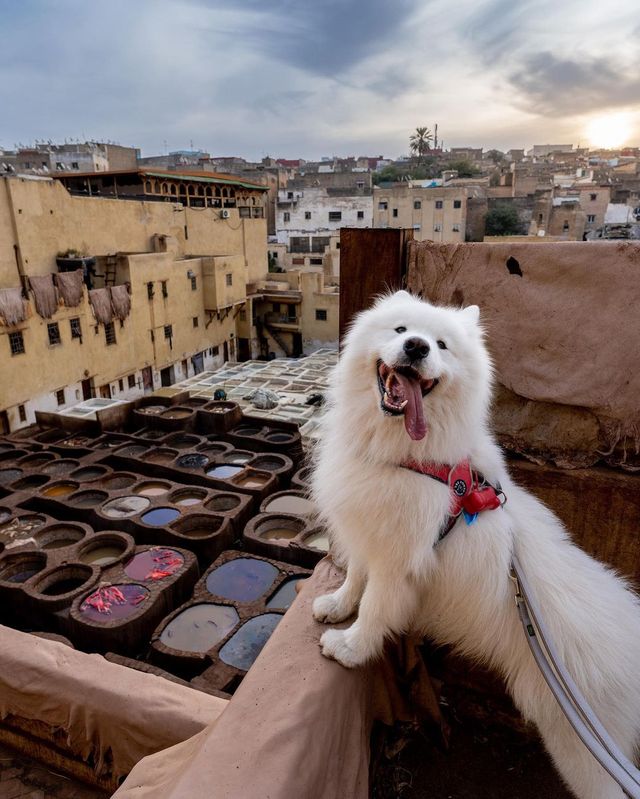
[
  {"x1": 373, "y1": 184, "x2": 486, "y2": 242},
  {"x1": 0, "y1": 171, "x2": 268, "y2": 432}
]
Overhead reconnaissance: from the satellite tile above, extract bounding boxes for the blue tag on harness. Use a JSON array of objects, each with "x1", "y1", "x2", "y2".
[{"x1": 463, "y1": 510, "x2": 478, "y2": 525}]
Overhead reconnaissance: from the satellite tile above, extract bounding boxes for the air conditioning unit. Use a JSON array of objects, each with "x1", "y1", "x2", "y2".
[{"x1": 220, "y1": 209, "x2": 230, "y2": 219}]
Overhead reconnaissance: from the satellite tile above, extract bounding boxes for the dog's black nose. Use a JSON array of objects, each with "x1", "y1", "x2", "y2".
[{"x1": 403, "y1": 337, "x2": 430, "y2": 360}]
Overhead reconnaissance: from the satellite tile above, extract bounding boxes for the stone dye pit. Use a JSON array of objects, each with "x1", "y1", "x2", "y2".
[{"x1": 0, "y1": 398, "x2": 323, "y2": 695}]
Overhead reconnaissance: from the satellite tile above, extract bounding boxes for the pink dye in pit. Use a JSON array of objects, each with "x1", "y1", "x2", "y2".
[
  {"x1": 80, "y1": 583, "x2": 149, "y2": 621},
  {"x1": 124, "y1": 548, "x2": 184, "y2": 581}
]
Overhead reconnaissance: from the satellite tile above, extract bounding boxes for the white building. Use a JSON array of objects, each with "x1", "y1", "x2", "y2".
[{"x1": 275, "y1": 187, "x2": 372, "y2": 252}]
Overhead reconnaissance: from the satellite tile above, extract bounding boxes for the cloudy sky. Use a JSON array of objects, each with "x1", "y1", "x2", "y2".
[{"x1": 1, "y1": 0, "x2": 639, "y2": 159}]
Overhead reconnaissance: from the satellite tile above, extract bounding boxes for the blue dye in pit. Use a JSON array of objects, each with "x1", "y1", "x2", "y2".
[
  {"x1": 219, "y1": 613, "x2": 282, "y2": 670},
  {"x1": 206, "y1": 465, "x2": 244, "y2": 479},
  {"x1": 206, "y1": 558, "x2": 278, "y2": 602},
  {"x1": 141, "y1": 507, "x2": 180, "y2": 526},
  {"x1": 266, "y1": 578, "x2": 307, "y2": 610}
]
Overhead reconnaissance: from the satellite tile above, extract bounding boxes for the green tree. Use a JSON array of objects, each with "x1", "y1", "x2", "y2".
[
  {"x1": 409, "y1": 127, "x2": 433, "y2": 160},
  {"x1": 486, "y1": 149, "x2": 505, "y2": 165},
  {"x1": 484, "y1": 203, "x2": 522, "y2": 236},
  {"x1": 445, "y1": 159, "x2": 481, "y2": 178}
]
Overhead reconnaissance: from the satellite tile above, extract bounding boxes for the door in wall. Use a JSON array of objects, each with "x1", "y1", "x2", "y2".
[
  {"x1": 191, "y1": 351, "x2": 204, "y2": 374},
  {"x1": 237, "y1": 338, "x2": 251, "y2": 361},
  {"x1": 142, "y1": 366, "x2": 153, "y2": 393},
  {"x1": 223, "y1": 340, "x2": 229, "y2": 362},
  {"x1": 99, "y1": 384, "x2": 112, "y2": 399},
  {"x1": 81, "y1": 379, "x2": 94, "y2": 400},
  {"x1": 160, "y1": 366, "x2": 175, "y2": 387}
]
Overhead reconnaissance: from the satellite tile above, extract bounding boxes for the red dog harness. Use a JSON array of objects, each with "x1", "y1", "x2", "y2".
[{"x1": 401, "y1": 459, "x2": 505, "y2": 543}]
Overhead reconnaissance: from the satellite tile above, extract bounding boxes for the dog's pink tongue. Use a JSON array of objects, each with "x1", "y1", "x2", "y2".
[{"x1": 395, "y1": 372, "x2": 427, "y2": 441}]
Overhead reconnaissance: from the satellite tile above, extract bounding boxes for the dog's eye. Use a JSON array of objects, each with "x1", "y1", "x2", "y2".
[
  {"x1": 437, "y1": 340, "x2": 447, "y2": 350},
  {"x1": 395, "y1": 326, "x2": 406, "y2": 334}
]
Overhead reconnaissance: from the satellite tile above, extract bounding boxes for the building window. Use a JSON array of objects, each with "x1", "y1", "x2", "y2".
[
  {"x1": 240, "y1": 309, "x2": 246, "y2": 321},
  {"x1": 47, "y1": 322, "x2": 61, "y2": 346},
  {"x1": 414, "y1": 200, "x2": 422, "y2": 210},
  {"x1": 18, "y1": 404, "x2": 26, "y2": 422},
  {"x1": 392, "y1": 209, "x2": 398, "y2": 218},
  {"x1": 191, "y1": 276, "x2": 197, "y2": 291},
  {"x1": 453, "y1": 200, "x2": 462, "y2": 209},
  {"x1": 315, "y1": 309, "x2": 328, "y2": 321},
  {"x1": 212, "y1": 345, "x2": 219, "y2": 356},
  {"x1": 70, "y1": 317, "x2": 82, "y2": 339},
  {"x1": 356, "y1": 180, "x2": 365, "y2": 189},
  {"x1": 105, "y1": 322, "x2": 117, "y2": 345},
  {"x1": 193, "y1": 316, "x2": 199, "y2": 328},
  {"x1": 161, "y1": 281, "x2": 168, "y2": 298},
  {"x1": 590, "y1": 193, "x2": 597, "y2": 201},
  {"x1": 310, "y1": 258, "x2": 323, "y2": 265},
  {"x1": 147, "y1": 281, "x2": 154, "y2": 300},
  {"x1": 435, "y1": 200, "x2": 443, "y2": 209},
  {"x1": 378, "y1": 201, "x2": 388, "y2": 210},
  {"x1": 118, "y1": 379, "x2": 124, "y2": 392},
  {"x1": 305, "y1": 211, "x2": 312, "y2": 220},
  {"x1": 287, "y1": 191, "x2": 294, "y2": 199},
  {"x1": 587, "y1": 214, "x2": 596, "y2": 223},
  {"x1": 9, "y1": 331, "x2": 25, "y2": 356},
  {"x1": 55, "y1": 162, "x2": 63, "y2": 170},
  {"x1": 434, "y1": 224, "x2": 442, "y2": 232},
  {"x1": 283, "y1": 212, "x2": 290, "y2": 222},
  {"x1": 328, "y1": 211, "x2": 342, "y2": 222},
  {"x1": 452, "y1": 224, "x2": 461, "y2": 232},
  {"x1": 71, "y1": 162, "x2": 79, "y2": 170},
  {"x1": 164, "y1": 324, "x2": 173, "y2": 339},
  {"x1": 357, "y1": 210, "x2": 364, "y2": 219},
  {"x1": 226, "y1": 273, "x2": 233, "y2": 286},
  {"x1": 563, "y1": 220, "x2": 570, "y2": 231},
  {"x1": 239, "y1": 207, "x2": 251, "y2": 218},
  {"x1": 538, "y1": 213, "x2": 544, "y2": 222},
  {"x1": 56, "y1": 388, "x2": 65, "y2": 406},
  {"x1": 128, "y1": 374, "x2": 136, "y2": 389}
]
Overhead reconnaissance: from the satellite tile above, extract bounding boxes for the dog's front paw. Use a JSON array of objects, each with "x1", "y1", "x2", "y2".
[
  {"x1": 319, "y1": 628, "x2": 366, "y2": 668},
  {"x1": 312, "y1": 592, "x2": 353, "y2": 624}
]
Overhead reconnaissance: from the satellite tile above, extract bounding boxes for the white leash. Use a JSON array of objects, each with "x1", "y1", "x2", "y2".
[{"x1": 511, "y1": 555, "x2": 640, "y2": 798}]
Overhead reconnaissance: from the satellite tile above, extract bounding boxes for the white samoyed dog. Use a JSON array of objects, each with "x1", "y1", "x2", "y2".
[{"x1": 311, "y1": 290, "x2": 640, "y2": 799}]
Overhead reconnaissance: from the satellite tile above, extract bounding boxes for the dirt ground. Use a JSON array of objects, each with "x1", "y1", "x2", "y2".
[
  {"x1": 372, "y1": 680, "x2": 573, "y2": 799},
  {"x1": 0, "y1": 743, "x2": 107, "y2": 799}
]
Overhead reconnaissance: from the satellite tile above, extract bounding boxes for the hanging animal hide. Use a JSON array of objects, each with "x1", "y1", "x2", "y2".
[
  {"x1": 89, "y1": 288, "x2": 114, "y2": 325},
  {"x1": 29, "y1": 274, "x2": 59, "y2": 319},
  {"x1": 56, "y1": 270, "x2": 84, "y2": 307},
  {"x1": 0, "y1": 288, "x2": 27, "y2": 326},
  {"x1": 110, "y1": 284, "x2": 131, "y2": 321}
]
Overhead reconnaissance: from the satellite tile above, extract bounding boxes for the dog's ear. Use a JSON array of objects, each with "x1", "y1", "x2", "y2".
[
  {"x1": 394, "y1": 290, "x2": 411, "y2": 299},
  {"x1": 460, "y1": 304, "x2": 480, "y2": 324}
]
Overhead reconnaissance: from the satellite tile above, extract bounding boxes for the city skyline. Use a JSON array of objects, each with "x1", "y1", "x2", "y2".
[{"x1": 1, "y1": 0, "x2": 639, "y2": 159}]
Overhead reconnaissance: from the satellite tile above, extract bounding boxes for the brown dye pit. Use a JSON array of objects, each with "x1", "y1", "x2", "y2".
[
  {"x1": 263, "y1": 494, "x2": 315, "y2": 516},
  {"x1": 172, "y1": 515, "x2": 222, "y2": 539},
  {"x1": 117, "y1": 445, "x2": 151, "y2": 458},
  {"x1": 205, "y1": 495, "x2": 241, "y2": 512},
  {"x1": 260, "y1": 527, "x2": 299, "y2": 542},
  {"x1": 250, "y1": 457, "x2": 286, "y2": 472},
  {"x1": 68, "y1": 490, "x2": 109, "y2": 508},
  {"x1": 166, "y1": 435, "x2": 200, "y2": 449},
  {"x1": 102, "y1": 496, "x2": 151, "y2": 518},
  {"x1": 19, "y1": 454, "x2": 55, "y2": 468},
  {"x1": 42, "y1": 576, "x2": 87, "y2": 595},
  {"x1": 42, "y1": 482, "x2": 78, "y2": 497},
  {"x1": 0, "y1": 469, "x2": 23, "y2": 484},
  {"x1": 101, "y1": 474, "x2": 137, "y2": 490},
  {"x1": 159, "y1": 603, "x2": 239, "y2": 652},
  {"x1": 70, "y1": 466, "x2": 108, "y2": 482},
  {"x1": 11, "y1": 475, "x2": 50, "y2": 490},
  {"x1": 147, "y1": 448, "x2": 179, "y2": 463},
  {"x1": 161, "y1": 408, "x2": 192, "y2": 420},
  {"x1": 134, "y1": 481, "x2": 172, "y2": 497},
  {"x1": 170, "y1": 489, "x2": 207, "y2": 507},
  {"x1": 42, "y1": 459, "x2": 79, "y2": 475},
  {"x1": 37, "y1": 525, "x2": 85, "y2": 550},
  {"x1": 233, "y1": 473, "x2": 269, "y2": 489},
  {"x1": 80, "y1": 545, "x2": 126, "y2": 566},
  {"x1": 137, "y1": 405, "x2": 166, "y2": 415}
]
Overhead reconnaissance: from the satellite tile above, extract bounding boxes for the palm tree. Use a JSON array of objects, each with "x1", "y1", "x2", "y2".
[{"x1": 409, "y1": 127, "x2": 433, "y2": 160}]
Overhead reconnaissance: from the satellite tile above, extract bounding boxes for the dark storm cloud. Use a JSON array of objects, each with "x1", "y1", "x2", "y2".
[
  {"x1": 189, "y1": 0, "x2": 421, "y2": 77},
  {"x1": 508, "y1": 52, "x2": 640, "y2": 116}
]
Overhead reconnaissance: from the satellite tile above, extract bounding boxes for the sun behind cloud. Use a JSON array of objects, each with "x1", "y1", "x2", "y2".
[{"x1": 585, "y1": 112, "x2": 633, "y2": 149}]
